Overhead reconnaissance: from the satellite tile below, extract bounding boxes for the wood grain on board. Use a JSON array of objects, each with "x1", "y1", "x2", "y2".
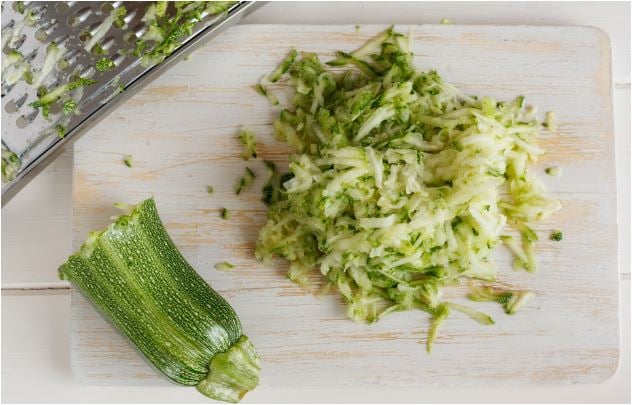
[{"x1": 71, "y1": 25, "x2": 618, "y2": 388}]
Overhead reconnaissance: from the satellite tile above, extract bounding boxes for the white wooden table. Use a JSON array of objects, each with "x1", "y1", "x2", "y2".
[{"x1": 2, "y1": 2, "x2": 630, "y2": 403}]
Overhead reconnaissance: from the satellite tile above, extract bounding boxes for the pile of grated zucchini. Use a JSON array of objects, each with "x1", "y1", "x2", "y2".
[{"x1": 255, "y1": 27, "x2": 561, "y2": 351}]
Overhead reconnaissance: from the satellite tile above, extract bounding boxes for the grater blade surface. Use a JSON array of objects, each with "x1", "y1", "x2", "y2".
[{"x1": 1, "y1": 1, "x2": 261, "y2": 205}]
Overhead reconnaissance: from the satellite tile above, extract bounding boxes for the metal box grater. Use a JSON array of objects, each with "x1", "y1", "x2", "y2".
[{"x1": 1, "y1": 1, "x2": 261, "y2": 205}]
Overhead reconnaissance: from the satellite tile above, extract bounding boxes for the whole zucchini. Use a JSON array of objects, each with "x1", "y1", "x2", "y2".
[{"x1": 59, "y1": 198, "x2": 260, "y2": 403}]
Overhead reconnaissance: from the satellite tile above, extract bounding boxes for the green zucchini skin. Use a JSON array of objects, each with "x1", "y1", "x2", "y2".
[{"x1": 59, "y1": 198, "x2": 259, "y2": 401}]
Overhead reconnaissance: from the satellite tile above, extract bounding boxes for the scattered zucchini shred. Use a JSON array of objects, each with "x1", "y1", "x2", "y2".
[
  {"x1": 239, "y1": 128, "x2": 257, "y2": 160},
  {"x1": 123, "y1": 154, "x2": 133, "y2": 168},
  {"x1": 543, "y1": 111, "x2": 557, "y2": 131},
  {"x1": 440, "y1": 18, "x2": 453, "y2": 25},
  {"x1": 469, "y1": 286, "x2": 534, "y2": 315},
  {"x1": 255, "y1": 82, "x2": 279, "y2": 106},
  {"x1": 545, "y1": 166, "x2": 562, "y2": 177},
  {"x1": 255, "y1": 48, "x2": 298, "y2": 105},
  {"x1": 262, "y1": 160, "x2": 282, "y2": 206},
  {"x1": 235, "y1": 167, "x2": 255, "y2": 195},
  {"x1": 550, "y1": 230, "x2": 563, "y2": 241},
  {"x1": 215, "y1": 262, "x2": 235, "y2": 271},
  {"x1": 206, "y1": 185, "x2": 214, "y2": 194},
  {"x1": 220, "y1": 207, "x2": 230, "y2": 219},
  {"x1": 268, "y1": 48, "x2": 297, "y2": 83},
  {"x1": 135, "y1": 1, "x2": 237, "y2": 68},
  {"x1": 426, "y1": 303, "x2": 450, "y2": 352},
  {"x1": 254, "y1": 27, "x2": 561, "y2": 350}
]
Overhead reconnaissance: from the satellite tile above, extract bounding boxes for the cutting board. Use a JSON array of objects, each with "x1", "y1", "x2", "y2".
[{"x1": 71, "y1": 25, "x2": 619, "y2": 391}]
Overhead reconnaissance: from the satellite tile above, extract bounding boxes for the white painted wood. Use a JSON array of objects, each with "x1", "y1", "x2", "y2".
[
  {"x1": 1, "y1": 149, "x2": 73, "y2": 287},
  {"x1": 2, "y1": 282, "x2": 630, "y2": 403},
  {"x1": 243, "y1": 1, "x2": 631, "y2": 84},
  {"x1": 69, "y1": 24, "x2": 619, "y2": 389},
  {"x1": 614, "y1": 88, "x2": 631, "y2": 277}
]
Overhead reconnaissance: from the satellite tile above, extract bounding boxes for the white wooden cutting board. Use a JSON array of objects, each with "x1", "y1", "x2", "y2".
[{"x1": 71, "y1": 25, "x2": 619, "y2": 391}]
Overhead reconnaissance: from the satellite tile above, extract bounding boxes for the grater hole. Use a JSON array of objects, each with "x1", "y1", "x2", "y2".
[
  {"x1": 55, "y1": 2, "x2": 70, "y2": 13},
  {"x1": 98, "y1": 37, "x2": 115, "y2": 53},
  {"x1": 79, "y1": 65, "x2": 95, "y2": 79},
  {"x1": 64, "y1": 49, "x2": 81, "y2": 65},
  {"x1": 51, "y1": 34, "x2": 71, "y2": 48},
  {"x1": 11, "y1": 2, "x2": 25, "y2": 13},
  {"x1": 1, "y1": 21, "x2": 15, "y2": 54},
  {"x1": 11, "y1": 34, "x2": 27, "y2": 50},
  {"x1": 5, "y1": 93, "x2": 28, "y2": 113},
  {"x1": 34, "y1": 28, "x2": 48, "y2": 42},
  {"x1": 49, "y1": 78, "x2": 61, "y2": 90},
  {"x1": 1, "y1": 82, "x2": 16, "y2": 97},
  {"x1": 28, "y1": 3, "x2": 47, "y2": 15},
  {"x1": 40, "y1": 80, "x2": 60, "y2": 98},
  {"x1": 24, "y1": 48, "x2": 38, "y2": 62},
  {"x1": 78, "y1": 31, "x2": 91, "y2": 43},
  {"x1": 68, "y1": 7, "x2": 92, "y2": 27},
  {"x1": 48, "y1": 103, "x2": 62, "y2": 116},
  {"x1": 35, "y1": 20, "x2": 58, "y2": 42},
  {"x1": 123, "y1": 31, "x2": 136, "y2": 43},
  {"x1": 133, "y1": 24, "x2": 147, "y2": 39},
  {"x1": 28, "y1": 4, "x2": 48, "y2": 21},
  {"x1": 2, "y1": 18, "x2": 15, "y2": 28},
  {"x1": 123, "y1": 9, "x2": 137, "y2": 24},
  {"x1": 16, "y1": 109, "x2": 39, "y2": 128},
  {"x1": 87, "y1": 21, "x2": 102, "y2": 36},
  {"x1": 16, "y1": 116, "x2": 29, "y2": 128},
  {"x1": 100, "y1": 2, "x2": 114, "y2": 13},
  {"x1": 112, "y1": 53, "x2": 126, "y2": 67},
  {"x1": 2, "y1": 19, "x2": 16, "y2": 35},
  {"x1": 56, "y1": 58, "x2": 69, "y2": 71}
]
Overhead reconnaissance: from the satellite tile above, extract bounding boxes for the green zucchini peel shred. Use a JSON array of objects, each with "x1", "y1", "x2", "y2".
[
  {"x1": 238, "y1": 128, "x2": 257, "y2": 160},
  {"x1": 255, "y1": 82, "x2": 279, "y2": 106},
  {"x1": 550, "y1": 230, "x2": 563, "y2": 241},
  {"x1": 215, "y1": 262, "x2": 235, "y2": 271},
  {"x1": 469, "y1": 286, "x2": 534, "y2": 315},
  {"x1": 123, "y1": 154, "x2": 133, "y2": 168},
  {"x1": 235, "y1": 167, "x2": 255, "y2": 195}
]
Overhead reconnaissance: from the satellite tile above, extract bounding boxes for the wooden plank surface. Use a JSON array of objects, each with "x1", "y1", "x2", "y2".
[{"x1": 71, "y1": 25, "x2": 618, "y2": 388}]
